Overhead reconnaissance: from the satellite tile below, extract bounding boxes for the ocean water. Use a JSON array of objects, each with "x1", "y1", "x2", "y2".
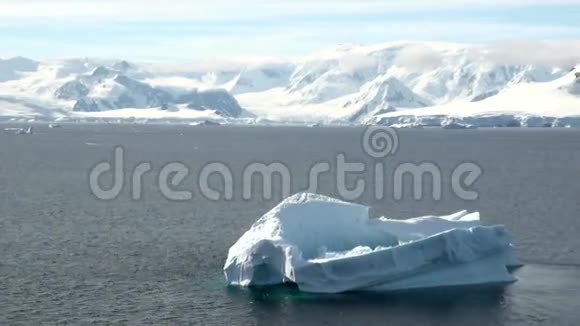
[{"x1": 1, "y1": 124, "x2": 579, "y2": 325}]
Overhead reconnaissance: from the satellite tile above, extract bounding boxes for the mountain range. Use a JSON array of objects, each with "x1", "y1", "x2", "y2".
[{"x1": 1, "y1": 42, "x2": 579, "y2": 126}]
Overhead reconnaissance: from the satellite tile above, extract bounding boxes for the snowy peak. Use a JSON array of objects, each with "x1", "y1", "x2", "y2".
[
  {"x1": 91, "y1": 66, "x2": 116, "y2": 78},
  {"x1": 272, "y1": 42, "x2": 572, "y2": 119},
  {"x1": 0, "y1": 56, "x2": 39, "y2": 82},
  {"x1": 288, "y1": 56, "x2": 379, "y2": 104},
  {"x1": 112, "y1": 74, "x2": 172, "y2": 108},
  {"x1": 553, "y1": 68, "x2": 580, "y2": 96},
  {"x1": 567, "y1": 70, "x2": 580, "y2": 95},
  {"x1": 226, "y1": 63, "x2": 294, "y2": 94},
  {"x1": 52, "y1": 63, "x2": 242, "y2": 116},
  {"x1": 1, "y1": 42, "x2": 580, "y2": 123},
  {"x1": 73, "y1": 66, "x2": 123, "y2": 87},
  {"x1": 345, "y1": 76, "x2": 430, "y2": 122},
  {"x1": 0, "y1": 56, "x2": 38, "y2": 71},
  {"x1": 178, "y1": 89, "x2": 242, "y2": 117},
  {"x1": 55, "y1": 80, "x2": 90, "y2": 100},
  {"x1": 112, "y1": 60, "x2": 133, "y2": 72},
  {"x1": 363, "y1": 76, "x2": 429, "y2": 107}
]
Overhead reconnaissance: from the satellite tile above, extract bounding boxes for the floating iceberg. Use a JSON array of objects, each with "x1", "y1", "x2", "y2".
[
  {"x1": 4, "y1": 126, "x2": 33, "y2": 135},
  {"x1": 224, "y1": 193, "x2": 520, "y2": 293}
]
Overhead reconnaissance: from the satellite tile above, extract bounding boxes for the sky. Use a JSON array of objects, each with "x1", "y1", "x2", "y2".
[{"x1": 1, "y1": 0, "x2": 580, "y2": 61}]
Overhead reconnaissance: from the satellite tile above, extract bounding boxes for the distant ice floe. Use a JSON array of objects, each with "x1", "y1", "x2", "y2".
[
  {"x1": 224, "y1": 193, "x2": 521, "y2": 294},
  {"x1": 4, "y1": 126, "x2": 33, "y2": 135},
  {"x1": 188, "y1": 119, "x2": 221, "y2": 126},
  {"x1": 370, "y1": 114, "x2": 580, "y2": 129},
  {"x1": 441, "y1": 118, "x2": 477, "y2": 129}
]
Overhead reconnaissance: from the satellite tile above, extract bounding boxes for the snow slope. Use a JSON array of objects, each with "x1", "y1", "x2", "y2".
[
  {"x1": 369, "y1": 68, "x2": 580, "y2": 127},
  {"x1": 224, "y1": 193, "x2": 520, "y2": 293},
  {"x1": 0, "y1": 59, "x2": 243, "y2": 120},
  {"x1": 237, "y1": 42, "x2": 578, "y2": 124},
  {"x1": 0, "y1": 42, "x2": 579, "y2": 125}
]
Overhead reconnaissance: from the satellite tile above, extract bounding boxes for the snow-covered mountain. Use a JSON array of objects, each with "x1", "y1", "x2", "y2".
[
  {"x1": 344, "y1": 75, "x2": 431, "y2": 122},
  {"x1": 1, "y1": 41, "x2": 579, "y2": 126},
  {"x1": 54, "y1": 65, "x2": 242, "y2": 116},
  {"x1": 0, "y1": 57, "x2": 39, "y2": 82}
]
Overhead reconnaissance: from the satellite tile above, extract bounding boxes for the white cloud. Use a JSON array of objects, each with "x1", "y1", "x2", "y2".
[
  {"x1": 394, "y1": 45, "x2": 443, "y2": 72},
  {"x1": 481, "y1": 40, "x2": 580, "y2": 67},
  {"x1": 340, "y1": 53, "x2": 378, "y2": 74}
]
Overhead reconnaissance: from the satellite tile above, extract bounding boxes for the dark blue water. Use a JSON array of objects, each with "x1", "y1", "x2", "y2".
[{"x1": 1, "y1": 124, "x2": 579, "y2": 325}]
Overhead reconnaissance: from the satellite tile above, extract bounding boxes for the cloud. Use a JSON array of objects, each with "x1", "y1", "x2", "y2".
[
  {"x1": 1, "y1": 1, "x2": 579, "y2": 60},
  {"x1": 480, "y1": 40, "x2": 580, "y2": 67},
  {"x1": 340, "y1": 53, "x2": 378, "y2": 74},
  {"x1": 391, "y1": 40, "x2": 580, "y2": 72},
  {"x1": 394, "y1": 45, "x2": 443, "y2": 72}
]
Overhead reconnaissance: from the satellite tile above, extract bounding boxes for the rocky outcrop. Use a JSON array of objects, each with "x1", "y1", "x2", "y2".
[
  {"x1": 113, "y1": 75, "x2": 172, "y2": 107},
  {"x1": 471, "y1": 89, "x2": 500, "y2": 102},
  {"x1": 177, "y1": 89, "x2": 242, "y2": 117},
  {"x1": 73, "y1": 98, "x2": 99, "y2": 112},
  {"x1": 55, "y1": 80, "x2": 90, "y2": 100}
]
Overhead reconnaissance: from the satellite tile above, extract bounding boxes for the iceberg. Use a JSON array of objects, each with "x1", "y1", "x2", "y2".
[
  {"x1": 224, "y1": 193, "x2": 521, "y2": 293},
  {"x1": 4, "y1": 126, "x2": 33, "y2": 135}
]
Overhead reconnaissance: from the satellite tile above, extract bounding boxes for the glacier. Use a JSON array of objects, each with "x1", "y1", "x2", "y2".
[{"x1": 224, "y1": 193, "x2": 520, "y2": 294}]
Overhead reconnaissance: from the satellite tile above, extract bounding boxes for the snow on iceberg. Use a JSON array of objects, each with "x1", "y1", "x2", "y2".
[{"x1": 224, "y1": 193, "x2": 520, "y2": 293}]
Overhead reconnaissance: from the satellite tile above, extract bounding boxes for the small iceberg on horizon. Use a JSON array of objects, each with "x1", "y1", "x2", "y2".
[
  {"x1": 4, "y1": 126, "x2": 33, "y2": 135},
  {"x1": 224, "y1": 193, "x2": 521, "y2": 294}
]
